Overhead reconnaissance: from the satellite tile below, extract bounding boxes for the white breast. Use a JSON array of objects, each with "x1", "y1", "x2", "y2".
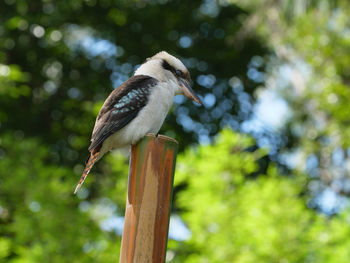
[{"x1": 98, "y1": 82, "x2": 175, "y2": 158}]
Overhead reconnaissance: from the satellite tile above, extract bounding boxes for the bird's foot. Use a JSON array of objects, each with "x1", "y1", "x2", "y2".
[{"x1": 146, "y1": 132, "x2": 157, "y2": 137}]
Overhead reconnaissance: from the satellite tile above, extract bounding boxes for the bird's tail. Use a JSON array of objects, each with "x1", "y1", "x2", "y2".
[{"x1": 74, "y1": 148, "x2": 100, "y2": 194}]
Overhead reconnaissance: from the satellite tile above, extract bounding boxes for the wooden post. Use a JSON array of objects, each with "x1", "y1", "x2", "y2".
[{"x1": 119, "y1": 134, "x2": 178, "y2": 263}]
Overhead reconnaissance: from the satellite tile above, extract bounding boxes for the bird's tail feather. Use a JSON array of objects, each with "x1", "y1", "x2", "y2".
[{"x1": 74, "y1": 148, "x2": 100, "y2": 194}]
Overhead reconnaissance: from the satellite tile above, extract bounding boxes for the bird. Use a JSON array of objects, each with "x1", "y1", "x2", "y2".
[{"x1": 74, "y1": 51, "x2": 202, "y2": 194}]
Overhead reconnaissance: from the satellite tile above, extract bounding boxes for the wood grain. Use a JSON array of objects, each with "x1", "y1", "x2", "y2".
[{"x1": 119, "y1": 134, "x2": 178, "y2": 263}]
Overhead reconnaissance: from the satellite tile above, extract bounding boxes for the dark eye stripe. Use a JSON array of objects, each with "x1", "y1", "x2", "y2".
[
  {"x1": 162, "y1": 59, "x2": 175, "y2": 72},
  {"x1": 162, "y1": 59, "x2": 184, "y2": 78}
]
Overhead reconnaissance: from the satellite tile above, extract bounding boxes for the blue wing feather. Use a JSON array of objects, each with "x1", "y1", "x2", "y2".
[{"x1": 88, "y1": 75, "x2": 158, "y2": 151}]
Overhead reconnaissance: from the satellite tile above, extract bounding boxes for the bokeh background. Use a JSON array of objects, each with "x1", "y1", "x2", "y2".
[{"x1": 1, "y1": 0, "x2": 350, "y2": 262}]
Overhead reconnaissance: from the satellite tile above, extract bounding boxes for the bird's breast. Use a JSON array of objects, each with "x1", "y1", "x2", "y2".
[
  {"x1": 131, "y1": 83, "x2": 174, "y2": 137},
  {"x1": 103, "y1": 83, "x2": 174, "y2": 152}
]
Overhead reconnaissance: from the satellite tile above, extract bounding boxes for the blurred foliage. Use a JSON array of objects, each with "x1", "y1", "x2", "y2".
[
  {"x1": 169, "y1": 130, "x2": 350, "y2": 262},
  {"x1": 0, "y1": 0, "x2": 267, "y2": 160},
  {"x1": 234, "y1": 0, "x2": 350, "y2": 201},
  {"x1": 0, "y1": 134, "x2": 122, "y2": 262},
  {"x1": 2, "y1": 0, "x2": 350, "y2": 262},
  {"x1": 3, "y1": 129, "x2": 350, "y2": 262}
]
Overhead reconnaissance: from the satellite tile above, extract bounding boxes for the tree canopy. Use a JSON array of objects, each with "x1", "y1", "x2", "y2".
[{"x1": 1, "y1": 0, "x2": 350, "y2": 262}]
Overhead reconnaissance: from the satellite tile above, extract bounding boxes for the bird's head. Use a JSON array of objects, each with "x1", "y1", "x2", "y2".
[{"x1": 134, "y1": 51, "x2": 202, "y2": 104}]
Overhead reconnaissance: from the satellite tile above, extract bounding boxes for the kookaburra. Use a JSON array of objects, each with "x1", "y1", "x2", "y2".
[{"x1": 74, "y1": 51, "x2": 202, "y2": 194}]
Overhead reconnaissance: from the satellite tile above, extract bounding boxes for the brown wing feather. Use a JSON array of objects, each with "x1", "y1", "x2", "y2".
[{"x1": 88, "y1": 75, "x2": 158, "y2": 151}]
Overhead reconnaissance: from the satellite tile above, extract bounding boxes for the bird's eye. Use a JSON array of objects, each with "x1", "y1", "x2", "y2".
[{"x1": 175, "y1": 70, "x2": 182, "y2": 77}]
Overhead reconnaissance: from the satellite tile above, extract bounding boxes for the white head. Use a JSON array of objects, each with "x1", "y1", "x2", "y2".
[{"x1": 134, "y1": 51, "x2": 202, "y2": 104}]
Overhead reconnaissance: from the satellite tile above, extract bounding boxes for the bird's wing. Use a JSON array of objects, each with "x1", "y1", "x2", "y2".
[{"x1": 88, "y1": 75, "x2": 158, "y2": 151}]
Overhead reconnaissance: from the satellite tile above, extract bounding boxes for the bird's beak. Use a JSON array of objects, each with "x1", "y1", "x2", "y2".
[{"x1": 180, "y1": 79, "x2": 202, "y2": 105}]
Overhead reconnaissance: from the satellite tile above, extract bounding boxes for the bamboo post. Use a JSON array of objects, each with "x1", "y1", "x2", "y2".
[{"x1": 119, "y1": 134, "x2": 178, "y2": 263}]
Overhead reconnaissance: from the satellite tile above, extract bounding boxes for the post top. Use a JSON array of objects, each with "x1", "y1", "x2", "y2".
[{"x1": 144, "y1": 133, "x2": 178, "y2": 145}]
